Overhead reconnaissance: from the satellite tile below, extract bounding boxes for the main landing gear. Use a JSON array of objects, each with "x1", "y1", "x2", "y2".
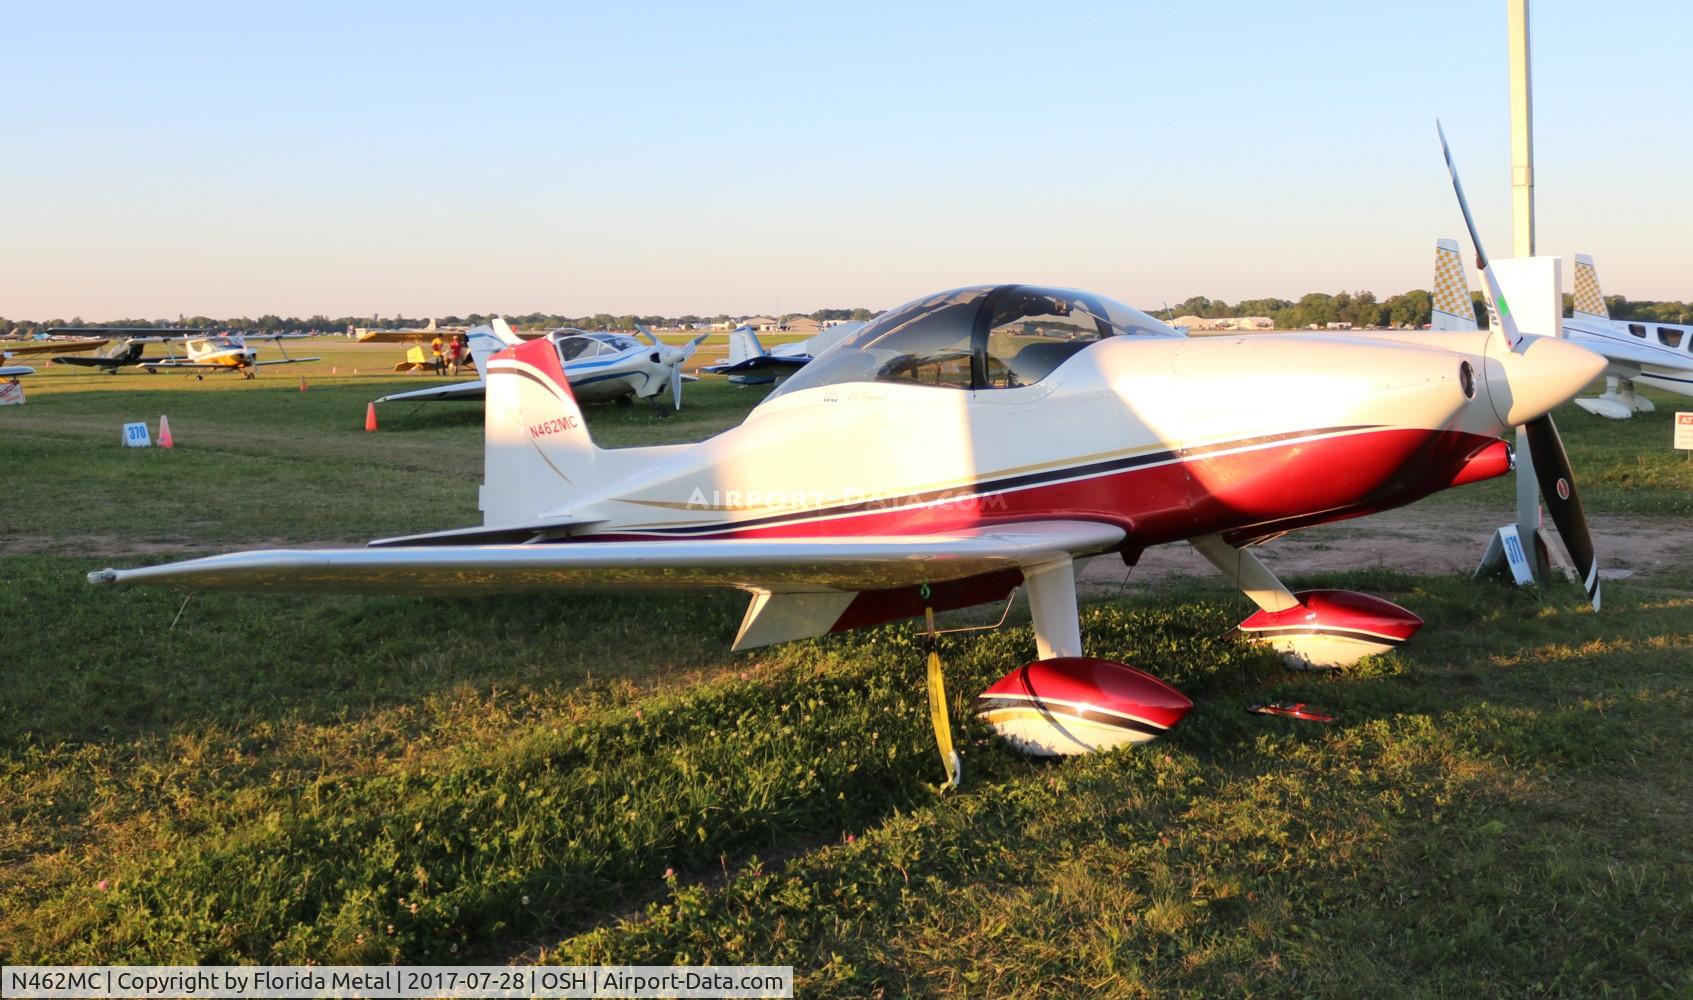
[
  {"x1": 928, "y1": 554, "x2": 1196, "y2": 784},
  {"x1": 1189, "y1": 534, "x2": 1423, "y2": 669}
]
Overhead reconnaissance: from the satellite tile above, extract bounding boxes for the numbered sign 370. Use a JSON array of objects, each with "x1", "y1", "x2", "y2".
[
  {"x1": 123, "y1": 421, "x2": 152, "y2": 448},
  {"x1": 1675, "y1": 412, "x2": 1693, "y2": 452}
]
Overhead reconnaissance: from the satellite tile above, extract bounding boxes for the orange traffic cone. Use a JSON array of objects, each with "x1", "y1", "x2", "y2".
[
  {"x1": 299, "y1": 375, "x2": 309, "y2": 392},
  {"x1": 331, "y1": 365, "x2": 338, "y2": 375},
  {"x1": 364, "y1": 402, "x2": 378, "y2": 432},
  {"x1": 158, "y1": 415, "x2": 174, "y2": 449}
]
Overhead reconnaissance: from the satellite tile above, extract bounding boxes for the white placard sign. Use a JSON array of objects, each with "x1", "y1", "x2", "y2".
[
  {"x1": 1675, "y1": 412, "x2": 1693, "y2": 451},
  {"x1": 1475, "y1": 523, "x2": 1536, "y2": 587},
  {"x1": 122, "y1": 421, "x2": 152, "y2": 448},
  {"x1": 0, "y1": 382, "x2": 22, "y2": 406}
]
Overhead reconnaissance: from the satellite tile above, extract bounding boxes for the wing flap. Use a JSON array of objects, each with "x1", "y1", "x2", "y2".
[{"x1": 89, "y1": 521, "x2": 1125, "y2": 596}]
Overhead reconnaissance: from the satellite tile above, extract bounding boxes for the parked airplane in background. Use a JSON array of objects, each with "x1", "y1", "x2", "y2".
[
  {"x1": 143, "y1": 332, "x2": 319, "y2": 379},
  {"x1": 93, "y1": 134, "x2": 1608, "y2": 777},
  {"x1": 352, "y1": 318, "x2": 473, "y2": 343},
  {"x1": 1563, "y1": 256, "x2": 1693, "y2": 418},
  {"x1": 1429, "y1": 240, "x2": 1693, "y2": 420},
  {"x1": 374, "y1": 319, "x2": 706, "y2": 411},
  {"x1": 701, "y1": 322, "x2": 867, "y2": 385},
  {"x1": 50, "y1": 338, "x2": 158, "y2": 372},
  {"x1": 50, "y1": 331, "x2": 317, "y2": 378}
]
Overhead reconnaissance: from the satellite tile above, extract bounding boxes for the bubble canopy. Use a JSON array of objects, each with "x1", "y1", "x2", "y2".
[{"x1": 767, "y1": 284, "x2": 1180, "y2": 399}]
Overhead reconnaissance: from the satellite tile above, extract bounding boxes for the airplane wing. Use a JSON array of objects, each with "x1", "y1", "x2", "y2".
[
  {"x1": 142, "y1": 360, "x2": 225, "y2": 371},
  {"x1": 1564, "y1": 333, "x2": 1692, "y2": 372},
  {"x1": 374, "y1": 378, "x2": 487, "y2": 404},
  {"x1": 701, "y1": 355, "x2": 811, "y2": 376},
  {"x1": 0, "y1": 337, "x2": 108, "y2": 356},
  {"x1": 52, "y1": 355, "x2": 143, "y2": 368},
  {"x1": 0, "y1": 365, "x2": 34, "y2": 378},
  {"x1": 88, "y1": 520, "x2": 1125, "y2": 596},
  {"x1": 251, "y1": 356, "x2": 322, "y2": 366}
]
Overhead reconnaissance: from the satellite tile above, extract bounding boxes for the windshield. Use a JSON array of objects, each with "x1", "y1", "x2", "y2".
[{"x1": 768, "y1": 284, "x2": 1177, "y2": 399}]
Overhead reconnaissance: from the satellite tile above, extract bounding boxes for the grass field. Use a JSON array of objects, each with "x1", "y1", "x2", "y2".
[{"x1": 3, "y1": 343, "x2": 1691, "y2": 994}]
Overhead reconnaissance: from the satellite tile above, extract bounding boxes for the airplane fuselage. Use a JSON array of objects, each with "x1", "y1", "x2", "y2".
[
  {"x1": 532, "y1": 330, "x2": 1548, "y2": 553},
  {"x1": 1565, "y1": 317, "x2": 1693, "y2": 398}
]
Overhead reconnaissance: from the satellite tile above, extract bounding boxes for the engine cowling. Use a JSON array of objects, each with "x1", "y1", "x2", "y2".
[{"x1": 974, "y1": 657, "x2": 1193, "y2": 757}]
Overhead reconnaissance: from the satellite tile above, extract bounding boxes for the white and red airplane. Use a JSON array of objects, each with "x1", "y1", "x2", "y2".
[{"x1": 90, "y1": 132, "x2": 1607, "y2": 768}]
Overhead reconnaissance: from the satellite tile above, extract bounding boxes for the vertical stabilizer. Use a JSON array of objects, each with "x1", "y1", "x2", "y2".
[
  {"x1": 1572, "y1": 254, "x2": 1609, "y2": 320},
  {"x1": 726, "y1": 326, "x2": 766, "y2": 364},
  {"x1": 481, "y1": 335, "x2": 599, "y2": 526},
  {"x1": 1431, "y1": 238, "x2": 1480, "y2": 331},
  {"x1": 466, "y1": 317, "x2": 522, "y2": 374}
]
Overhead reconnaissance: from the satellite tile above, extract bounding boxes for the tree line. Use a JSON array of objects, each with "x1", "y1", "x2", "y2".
[
  {"x1": 1155, "y1": 291, "x2": 1693, "y2": 330},
  {"x1": 2, "y1": 294, "x2": 1688, "y2": 339}
]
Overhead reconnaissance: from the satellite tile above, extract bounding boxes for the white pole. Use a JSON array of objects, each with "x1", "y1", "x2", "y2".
[{"x1": 1507, "y1": 0, "x2": 1547, "y2": 580}]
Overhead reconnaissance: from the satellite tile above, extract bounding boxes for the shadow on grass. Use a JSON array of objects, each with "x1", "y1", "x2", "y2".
[{"x1": 5, "y1": 562, "x2": 1687, "y2": 981}]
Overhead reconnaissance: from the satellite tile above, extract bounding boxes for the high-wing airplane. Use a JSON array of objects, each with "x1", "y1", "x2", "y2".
[
  {"x1": 50, "y1": 337, "x2": 158, "y2": 372},
  {"x1": 91, "y1": 133, "x2": 1608, "y2": 771},
  {"x1": 374, "y1": 319, "x2": 706, "y2": 411},
  {"x1": 50, "y1": 331, "x2": 318, "y2": 378},
  {"x1": 701, "y1": 322, "x2": 867, "y2": 385},
  {"x1": 1429, "y1": 240, "x2": 1693, "y2": 419},
  {"x1": 142, "y1": 332, "x2": 320, "y2": 379}
]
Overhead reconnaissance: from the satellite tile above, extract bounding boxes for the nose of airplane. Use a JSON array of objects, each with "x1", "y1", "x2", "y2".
[{"x1": 1484, "y1": 334, "x2": 1607, "y2": 427}]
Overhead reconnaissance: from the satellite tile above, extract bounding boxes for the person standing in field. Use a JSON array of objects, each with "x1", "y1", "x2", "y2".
[
  {"x1": 448, "y1": 334, "x2": 466, "y2": 375},
  {"x1": 430, "y1": 334, "x2": 446, "y2": 375}
]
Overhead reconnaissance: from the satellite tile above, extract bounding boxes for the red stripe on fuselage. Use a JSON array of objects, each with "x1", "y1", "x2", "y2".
[{"x1": 586, "y1": 427, "x2": 1504, "y2": 545}]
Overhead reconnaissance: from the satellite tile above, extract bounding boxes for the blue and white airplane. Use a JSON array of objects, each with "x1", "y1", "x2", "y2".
[
  {"x1": 374, "y1": 319, "x2": 706, "y2": 410},
  {"x1": 700, "y1": 321, "x2": 865, "y2": 385}
]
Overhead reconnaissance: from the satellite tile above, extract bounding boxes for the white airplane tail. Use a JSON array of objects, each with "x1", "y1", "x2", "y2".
[
  {"x1": 1431, "y1": 238, "x2": 1480, "y2": 331},
  {"x1": 1573, "y1": 253, "x2": 1609, "y2": 321},
  {"x1": 726, "y1": 326, "x2": 766, "y2": 364},
  {"x1": 480, "y1": 332, "x2": 600, "y2": 527},
  {"x1": 466, "y1": 317, "x2": 523, "y2": 374}
]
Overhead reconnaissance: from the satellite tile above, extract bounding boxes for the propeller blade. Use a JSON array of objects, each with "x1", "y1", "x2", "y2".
[
  {"x1": 680, "y1": 332, "x2": 708, "y2": 362},
  {"x1": 671, "y1": 366, "x2": 683, "y2": 410},
  {"x1": 1436, "y1": 121, "x2": 1525, "y2": 351},
  {"x1": 633, "y1": 322, "x2": 659, "y2": 347},
  {"x1": 1522, "y1": 414, "x2": 1600, "y2": 610}
]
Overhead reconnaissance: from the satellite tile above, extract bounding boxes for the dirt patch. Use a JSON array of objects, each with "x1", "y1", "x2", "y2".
[{"x1": 1078, "y1": 507, "x2": 1692, "y2": 598}]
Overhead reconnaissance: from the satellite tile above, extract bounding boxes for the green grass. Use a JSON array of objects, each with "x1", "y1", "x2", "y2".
[
  {"x1": 1, "y1": 340, "x2": 767, "y2": 547},
  {"x1": 4, "y1": 350, "x2": 1691, "y2": 992}
]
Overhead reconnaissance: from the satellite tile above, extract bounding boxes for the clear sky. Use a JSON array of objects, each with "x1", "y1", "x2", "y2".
[{"x1": 5, "y1": 1, "x2": 1689, "y2": 320}]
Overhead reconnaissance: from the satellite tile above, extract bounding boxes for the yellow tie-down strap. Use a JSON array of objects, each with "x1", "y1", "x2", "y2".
[{"x1": 924, "y1": 605, "x2": 962, "y2": 790}]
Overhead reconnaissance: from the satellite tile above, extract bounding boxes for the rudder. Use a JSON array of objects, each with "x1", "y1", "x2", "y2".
[
  {"x1": 727, "y1": 326, "x2": 766, "y2": 364},
  {"x1": 481, "y1": 335, "x2": 599, "y2": 527},
  {"x1": 1431, "y1": 238, "x2": 1479, "y2": 331},
  {"x1": 1573, "y1": 254, "x2": 1609, "y2": 320}
]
